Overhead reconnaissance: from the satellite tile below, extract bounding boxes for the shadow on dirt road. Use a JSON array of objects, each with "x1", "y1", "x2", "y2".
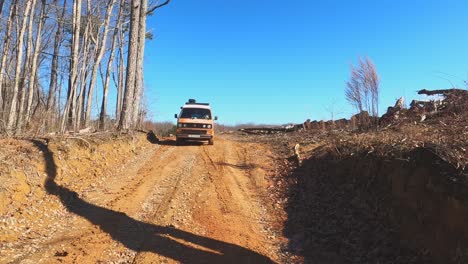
[{"x1": 31, "y1": 139, "x2": 273, "y2": 263}]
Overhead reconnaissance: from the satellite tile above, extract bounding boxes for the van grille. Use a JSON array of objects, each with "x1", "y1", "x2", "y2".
[
  {"x1": 181, "y1": 129, "x2": 207, "y2": 135},
  {"x1": 183, "y1": 123, "x2": 210, "y2": 128}
]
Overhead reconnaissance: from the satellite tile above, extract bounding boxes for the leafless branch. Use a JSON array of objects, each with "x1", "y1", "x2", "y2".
[{"x1": 147, "y1": 0, "x2": 170, "y2": 15}]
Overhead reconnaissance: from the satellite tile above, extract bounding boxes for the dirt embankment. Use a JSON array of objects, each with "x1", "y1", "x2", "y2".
[
  {"x1": 1, "y1": 133, "x2": 281, "y2": 263},
  {"x1": 236, "y1": 115, "x2": 467, "y2": 263},
  {"x1": 0, "y1": 133, "x2": 154, "y2": 261},
  {"x1": 282, "y1": 144, "x2": 467, "y2": 264}
]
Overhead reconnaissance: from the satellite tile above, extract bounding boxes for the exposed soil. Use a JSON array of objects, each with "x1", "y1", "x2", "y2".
[
  {"x1": 229, "y1": 106, "x2": 467, "y2": 264},
  {"x1": 0, "y1": 133, "x2": 282, "y2": 263}
]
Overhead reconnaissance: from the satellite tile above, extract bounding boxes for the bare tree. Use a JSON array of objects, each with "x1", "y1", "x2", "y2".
[
  {"x1": 345, "y1": 65, "x2": 363, "y2": 113},
  {"x1": 61, "y1": 0, "x2": 82, "y2": 133},
  {"x1": 324, "y1": 98, "x2": 343, "y2": 127},
  {"x1": 115, "y1": 18, "x2": 126, "y2": 123},
  {"x1": 118, "y1": 0, "x2": 170, "y2": 130},
  {"x1": 0, "y1": 0, "x2": 169, "y2": 135},
  {"x1": 345, "y1": 56, "x2": 380, "y2": 117},
  {"x1": 84, "y1": 0, "x2": 116, "y2": 128},
  {"x1": 25, "y1": 0, "x2": 47, "y2": 126},
  {"x1": 46, "y1": 0, "x2": 68, "y2": 130},
  {"x1": 17, "y1": 0, "x2": 38, "y2": 132},
  {"x1": 131, "y1": 0, "x2": 148, "y2": 124},
  {"x1": 75, "y1": 3, "x2": 93, "y2": 131},
  {"x1": 118, "y1": 0, "x2": 140, "y2": 130},
  {"x1": 0, "y1": 3, "x2": 16, "y2": 119},
  {"x1": 7, "y1": 0, "x2": 33, "y2": 132},
  {"x1": 100, "y1": 0, "x2": 123, "y2": 129}
]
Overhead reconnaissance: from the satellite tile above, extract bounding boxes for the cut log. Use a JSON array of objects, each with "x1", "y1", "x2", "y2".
[{"x1": 417, "y1": 88, "x2": 465, "y2": 96}]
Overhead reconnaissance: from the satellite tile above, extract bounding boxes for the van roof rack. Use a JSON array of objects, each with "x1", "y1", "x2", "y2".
[{"x1": 186, "y1": 99, "x2": 209, "y2": 106}]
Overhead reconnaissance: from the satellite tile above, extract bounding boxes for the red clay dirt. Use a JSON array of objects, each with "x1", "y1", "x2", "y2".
[{"x1": 0, "y1": 134, "x2": 282, "y2": 263}]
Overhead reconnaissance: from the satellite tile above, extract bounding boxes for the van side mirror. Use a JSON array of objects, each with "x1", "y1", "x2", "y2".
[
  {"x1": 214, "y1": 116, "x2": 218, "y2": 121},
  {"x1": 174, "y1": 114, "x2": 178, "y2": 118}
]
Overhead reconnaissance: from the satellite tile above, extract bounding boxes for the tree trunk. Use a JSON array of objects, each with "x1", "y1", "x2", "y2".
[
  {"x1": 132, "y1": 0, "x2": 147, "y2": 125},
  {"x1": 75, "y1": 39, "x2": 89, "y2": 130},
  {"x1": 25, "y1": 0, "x2": 46, "y2": 126},
  {"x1": 84, "y1": 0, "x2": 115, "y2": 128},
  {"x1": 61, "y1": 0, "x2": 82, "y2": 133},
  {"x1": 46, "y1": 0, "x2": 67, "y2": 130},
  {"x1": 75, "y1": 1, "x2": 92, "y2": 131},
  {"x1": 17, "y1": 0, "x2": 37, "y2": 132},
  {"x1": 118, "y1": 0, "x2": 140, "y2": 130},
  {"x1": 100, "y1": 0, "x2": 122, "y2": 129},
  {"x1": 0, "y1": 3, "x2": 15, "y2": 119},
  {"x1": 7, "y1": 1, "x2": 33, "y2": 132},
  {"x1": 115, "y1": 27, "x2": 125, "y2": 123}
]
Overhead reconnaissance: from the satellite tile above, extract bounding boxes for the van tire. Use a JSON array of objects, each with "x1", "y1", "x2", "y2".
[
  {"x1": 176, "y1": 138, "x2": 183, "y2": 146},
  {"x1": 208, "y1": 138, "x2": 214, "y2": 145}
]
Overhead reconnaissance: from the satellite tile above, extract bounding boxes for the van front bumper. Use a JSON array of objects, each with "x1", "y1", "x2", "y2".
[{"x1": 176, "y1": 134, "x2": 213, "y2": 140}]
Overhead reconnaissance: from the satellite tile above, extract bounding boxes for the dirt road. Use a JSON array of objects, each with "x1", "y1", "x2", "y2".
[{"x1": 1, "y1": 137, "x2": 280, "y2": 263}]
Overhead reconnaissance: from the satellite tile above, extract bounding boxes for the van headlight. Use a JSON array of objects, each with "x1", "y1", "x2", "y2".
[{"x1": 207, "y1": 124, "x2": 212, "y2": 129}]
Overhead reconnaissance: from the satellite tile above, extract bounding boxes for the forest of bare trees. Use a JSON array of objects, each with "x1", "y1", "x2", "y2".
[{"x1": 0, "y1": 0, "x2": 169, "y2": 135}]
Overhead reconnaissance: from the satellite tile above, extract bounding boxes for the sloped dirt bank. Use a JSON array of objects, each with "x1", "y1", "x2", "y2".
[
  {"x1": 0, "y1": 132, "x2": 155, "y2": 261},
  {"x1": 284, "y1": 144, "x2": 468, "y2": 263}
]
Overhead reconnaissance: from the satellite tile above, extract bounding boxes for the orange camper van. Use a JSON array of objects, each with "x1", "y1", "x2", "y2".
[{"x1": 174, "y1": 99, "x2": 217, "y2": 145}]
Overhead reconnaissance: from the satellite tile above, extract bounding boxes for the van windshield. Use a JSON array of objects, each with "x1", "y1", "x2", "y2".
[{"x1": 180, "y1": 108, "x2": 212, "y2": 120}]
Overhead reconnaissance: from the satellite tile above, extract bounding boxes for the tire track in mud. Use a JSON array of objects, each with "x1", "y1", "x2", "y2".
[
  {"x1": 130, "y1": 153, "x2": 197, "y2": 263},
  {"x1": 196, "y1": 140, "x2": 279, "y2": 261},
  {"x1": 88, "y1": 145, "x2": 187, "y2": 263},
  {"x1": 201, "y1": 145, "x2": 233, "y2": 215},
  {"x1": 64, "y1": 145, "x2": 195, "y2": 263}
]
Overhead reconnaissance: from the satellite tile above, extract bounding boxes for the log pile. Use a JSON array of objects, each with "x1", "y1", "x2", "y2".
[
  {"x1": 412, "y1": 88, "x2": 468, "y2": 115},
  {"x1": 239, "y1": 88, "x2": 467, "y2": 135},
  {"x1": 379, "y1": 88, "x2": 468, "y2": 127},
  {"x1": 239, "y1": 125, "x2": 301, "y2": 135}
]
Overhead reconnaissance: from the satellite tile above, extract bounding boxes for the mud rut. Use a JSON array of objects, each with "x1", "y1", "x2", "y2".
[{"x1": 2, "y1": 138, "x2": 278, "y2": 263}]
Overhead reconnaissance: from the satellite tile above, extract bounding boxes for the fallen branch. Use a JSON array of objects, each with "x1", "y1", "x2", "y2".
[{"x1": 240, "y1": 126, "x2": 299, "y2": 134}]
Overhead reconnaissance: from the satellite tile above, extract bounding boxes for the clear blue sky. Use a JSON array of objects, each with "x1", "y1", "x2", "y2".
[{"x1": 142, "y1": 0, "x2": 468, "y2": 125}]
